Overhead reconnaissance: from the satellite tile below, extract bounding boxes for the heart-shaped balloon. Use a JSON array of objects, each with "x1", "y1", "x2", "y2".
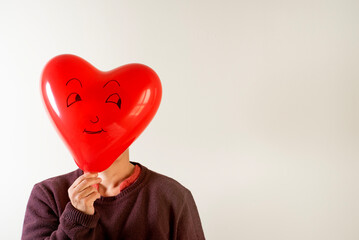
[{"x1": 41, "y1": 54, "x2": 162, "y2": 172}]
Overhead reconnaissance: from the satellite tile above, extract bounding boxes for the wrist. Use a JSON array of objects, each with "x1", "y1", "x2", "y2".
[{"x1": 61, "y1": 202, "x2": 99, "y2": 228}]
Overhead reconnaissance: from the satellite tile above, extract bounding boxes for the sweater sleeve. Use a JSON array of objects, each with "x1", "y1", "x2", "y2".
[
  {"x1": 176, "y1": 190, "x2": 206, "y2": 240},
  {"x1": 21, "y1": 183, "x2": 100, "y2": 240}
]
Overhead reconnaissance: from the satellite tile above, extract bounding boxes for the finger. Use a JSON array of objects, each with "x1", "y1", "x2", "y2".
[
  {"x1": 75, "y1": 177, "x2": 102, "y2": 192},
  {"x1": 78, "y1": 186, "x2": 99, "y2": 199},
  {"x1": 71, "y1": 172, "x2": 98, "y2": 189},
  {"x1": 74, "y1": 177, "x2": 101, "y2": 192},
  {"x1": 85, "y1": 191, "x2": 101, "y2": 203}
]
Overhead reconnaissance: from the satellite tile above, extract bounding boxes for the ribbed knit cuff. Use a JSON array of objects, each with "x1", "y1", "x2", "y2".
[{"x1": 61, "y1": 202, "x2": 100, "y2": 228}]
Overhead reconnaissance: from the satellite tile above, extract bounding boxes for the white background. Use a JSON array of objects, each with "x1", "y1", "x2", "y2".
[{"x1": 1, "y1": 1, "x2": 358, "y2": 239}]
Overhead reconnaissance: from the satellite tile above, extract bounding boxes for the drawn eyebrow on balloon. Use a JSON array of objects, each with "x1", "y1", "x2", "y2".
[
  {"x1": 66, "y1": 78, "x2": 82, "y2": 87},
  {"x1": 103, "y1": 80, "x2": 120, "y2": 88}
]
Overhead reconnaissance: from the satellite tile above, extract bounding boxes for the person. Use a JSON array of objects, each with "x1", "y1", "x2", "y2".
[{"x1": 21, "y1": 148, "x2": 205, "y2": 239}]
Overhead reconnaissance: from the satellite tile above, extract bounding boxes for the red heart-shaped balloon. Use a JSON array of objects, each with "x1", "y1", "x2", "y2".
[{"x1": 41, "y1": 54, "x2": 162, "y2": 172}]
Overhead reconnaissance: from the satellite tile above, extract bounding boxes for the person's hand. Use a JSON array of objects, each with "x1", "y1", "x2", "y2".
[{"x1": 68, "y1": 172, "x2": 102, "y2": 215}]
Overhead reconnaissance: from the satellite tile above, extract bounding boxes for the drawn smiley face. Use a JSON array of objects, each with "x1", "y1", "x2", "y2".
[{"x1": 65, "y1": 78, "x2": 122, "y2": 135}]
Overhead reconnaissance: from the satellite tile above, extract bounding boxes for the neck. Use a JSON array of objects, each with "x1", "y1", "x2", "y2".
[{"x1": 98, "y1": 148, "x2": 135, "y2": 196}]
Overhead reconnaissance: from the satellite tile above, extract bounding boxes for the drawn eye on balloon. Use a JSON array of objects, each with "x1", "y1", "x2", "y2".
[
  {"x1": 103, "y1": 79, "x2": 121, "y2": 110},
  {"x1": 105, "y1": 93, "x2": 121, "y2": 109},
  {"x1": 67, "y1": 92, "x2": 82, "y2": 107},
  {"x1": 65, "y1": 78, "x2": 121, "y2": 109},
  {"x1": 66, "y1": 78, "x2": 83, "y2": 108},
  {"x1": 66, "y1": 92, "x2": 121, "y2": 109}
]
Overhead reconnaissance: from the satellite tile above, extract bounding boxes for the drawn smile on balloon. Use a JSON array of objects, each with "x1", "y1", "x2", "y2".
[{"x1": 83, "y1": 128, "x2": 107, "y2": 134}]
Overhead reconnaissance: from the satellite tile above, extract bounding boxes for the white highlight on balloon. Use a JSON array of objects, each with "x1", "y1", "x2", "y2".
[
  {"x1": 46, "y1": 82, "x2": 60, "y2": 117},
  {"x1": 129, "y1": 89, "x2": 151, "y2": 117}
]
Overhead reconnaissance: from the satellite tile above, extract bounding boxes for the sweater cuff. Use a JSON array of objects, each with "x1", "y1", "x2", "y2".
[{"x1": 61, "y1": 202, "x2": 100, "y2": 228}]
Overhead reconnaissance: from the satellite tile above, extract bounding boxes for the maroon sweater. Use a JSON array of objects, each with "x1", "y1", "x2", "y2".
[{"x1": 22, "y1": 162, "x2": 205, "y2": 240}]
